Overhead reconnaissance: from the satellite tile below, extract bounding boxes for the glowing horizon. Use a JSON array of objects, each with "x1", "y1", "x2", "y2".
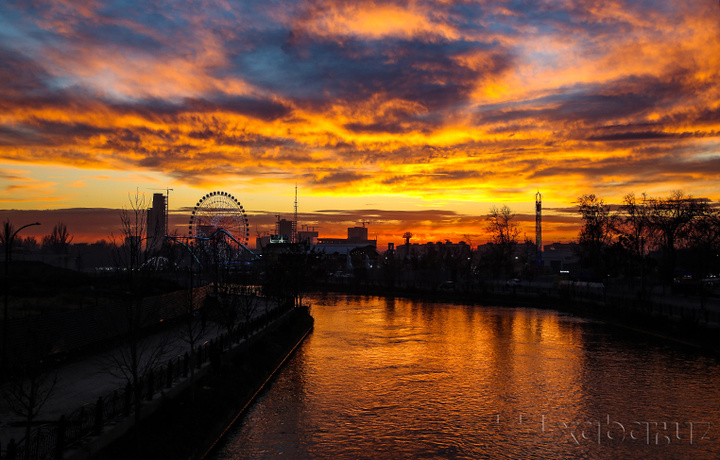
[{"x1": 2, "y1": 0, "x2": 720, "y2": 248}]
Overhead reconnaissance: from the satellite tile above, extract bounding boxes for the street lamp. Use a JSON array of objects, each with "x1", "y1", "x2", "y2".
[{"x1": 2, "y1": 221, "x2": 41, "y2": 374}]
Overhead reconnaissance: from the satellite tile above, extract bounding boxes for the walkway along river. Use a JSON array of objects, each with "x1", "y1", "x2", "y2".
[{"x1": 211, "y1": 293, "x2": 720, "y2": 460}]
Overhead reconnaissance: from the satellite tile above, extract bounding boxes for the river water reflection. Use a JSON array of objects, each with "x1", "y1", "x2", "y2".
[{"x1": 212, "y1": 294, "x2": 720, "y2": 459}]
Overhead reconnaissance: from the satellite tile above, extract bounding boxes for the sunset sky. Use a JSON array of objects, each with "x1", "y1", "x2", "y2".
[{"x1": 1, "y1": 0, "x2": 720, "y2": 248}]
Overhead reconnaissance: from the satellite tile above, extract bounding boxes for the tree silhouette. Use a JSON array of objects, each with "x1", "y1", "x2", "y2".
[
  {"x1": 105, "y1": 192, "x2": 173, "y2": 427},
  {"x1": 485, "y1": 205, "x2": 520, "y2": 279},
  {"x1": 646, "y1": 190, "x2": 708, "y2": 286},
  {"x1": 41, "y1": 222, "x2": 73, "y2": 254},
  {"x1": 575, "y1": 194, "x2": 615, "y2": 279}
]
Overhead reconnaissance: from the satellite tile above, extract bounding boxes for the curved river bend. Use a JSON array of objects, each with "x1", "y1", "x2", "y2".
[{"x1": 212, "y1": 294, "x2": 720, "y2": 459}]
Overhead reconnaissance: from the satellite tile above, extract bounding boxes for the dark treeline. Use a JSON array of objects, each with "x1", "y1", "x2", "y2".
[
  {"x1": 576, "y1": 190, "x2": 720, "y2": 289},
  {"x1": 311, "y1": 190, "x2": 720, "y2": 298},
  {"x1": 4, "y1": 188, "x2": 720, "y2": 300}
]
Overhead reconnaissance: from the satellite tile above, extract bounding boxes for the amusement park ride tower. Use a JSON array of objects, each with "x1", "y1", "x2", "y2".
[{"x1": 536, "y1": 191, "x2": 542, "y2": 266}]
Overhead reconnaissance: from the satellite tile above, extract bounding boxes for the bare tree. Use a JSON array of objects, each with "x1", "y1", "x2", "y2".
[
  {"x1": 1, "y1": 326, "x2": 58, "y2": 460},
  {"x1": 113, "y1": 192, "x2": 148, "y2": 273},
  {"x1": 615, "y1": 193, "x2": 651, "y2": 255},
  {"x1": 1, "y1": 364, "x2": 57, "y2": 459},
  {"x1": 686, "y1": 209, "x2": 720, "y2": 304},
  {"x1": 176, "y1": 244, "x2": 205, "y2": 401},
  {"x1": 41, "y1": 222, "x2": 73, "y2": 254},
  {"x1": 646, "y1": 190, "x2": 708, "y2": 285},
  {"x1": 105, "y1": 191, "x2": 173, "y2": 426},
  {"x1": 485, "y1": 205, "x2": 520, "y2": 279},
  {"x1": 575, "y1": 194, "x2": 616, "y2": 279},
  {"x1": 613, "y1": 193, "x2": 652, "y2": 290},
  {"x1": 486, "y1": 205, "x2": 520, "y2": 246},
  {"x1": 234, "y1": 285, "x2": 261, "y2": 338},
  {"x1": 20, "y1": 236, "x2": 39, "y2": 251},
  {"x1": 1, "y1": 219, "x2": 15, "y2": 254}
]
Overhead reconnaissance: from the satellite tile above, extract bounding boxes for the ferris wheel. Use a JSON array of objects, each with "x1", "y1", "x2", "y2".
[{"x1": 188, "y1": 191, "x2": 249, "y2": 246}]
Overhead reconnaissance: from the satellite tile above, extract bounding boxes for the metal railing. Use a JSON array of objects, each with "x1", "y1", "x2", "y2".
[{"x1": 1, "y1": 300, "x2": 294, "y2": 460}]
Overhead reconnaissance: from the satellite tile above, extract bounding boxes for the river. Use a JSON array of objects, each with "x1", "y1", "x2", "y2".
[{"x1": 211, "y1": 293, "x2": 720, "y2": 459}]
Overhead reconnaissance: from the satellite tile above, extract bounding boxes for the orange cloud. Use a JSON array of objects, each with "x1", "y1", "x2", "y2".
[
  {"x1": 290, "y1": 1, "x2": 460, "y2": 42},
  {"x1": 1, "y1": 0, "x2": 720, "y2": 245}
]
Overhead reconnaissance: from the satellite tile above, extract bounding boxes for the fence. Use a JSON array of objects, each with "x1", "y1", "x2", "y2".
[{"x1": 0, "y1": 295, "x2": 293, "y2": 460}]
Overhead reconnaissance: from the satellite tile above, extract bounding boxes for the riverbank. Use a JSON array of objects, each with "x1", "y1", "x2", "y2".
[
  {"x1": 93, "y1": 306, "x2": 314, "y2": 460},
  {"x1": 317, "y1": 282, "x2": 720, "y2": 355}
]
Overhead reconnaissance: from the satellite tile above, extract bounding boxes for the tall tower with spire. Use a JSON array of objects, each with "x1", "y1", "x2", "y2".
[
  {"x1": 292, "y1": 185, "x2": 298, "y2": 244},
  {"x1": 535, "y1": 191, "x2": 542, "y2": 266}
]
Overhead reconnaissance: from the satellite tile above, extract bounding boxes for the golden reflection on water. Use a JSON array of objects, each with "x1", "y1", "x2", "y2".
[{"x1": 214, "y1": 294, "x2": 720, "y2": 460}]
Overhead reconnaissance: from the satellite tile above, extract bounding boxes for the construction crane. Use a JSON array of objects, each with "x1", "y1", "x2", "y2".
[{"x1": 358, "y1": 220, "x2": 370, "y2": 228}]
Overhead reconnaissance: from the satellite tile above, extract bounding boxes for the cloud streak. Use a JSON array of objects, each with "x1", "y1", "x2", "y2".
[{"x1": 1, "y1": 0, "x2": 720, "y2": 243}]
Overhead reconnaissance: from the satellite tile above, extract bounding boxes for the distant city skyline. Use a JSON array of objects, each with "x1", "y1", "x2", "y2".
[
  {"x1": 2, "y1": 1, "x2": 719, "y2": 246},
  {"x1": 0, "y1": 196, "x2": 582, "y2": 250}
]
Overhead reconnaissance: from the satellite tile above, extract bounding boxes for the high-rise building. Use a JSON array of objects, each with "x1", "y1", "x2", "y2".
[
  {"x1": 147, "y1": 193, "x2": 166, "y2": 253},
  {"x1": 275, "y1": 219, "x2": 294, "y2": 242}
]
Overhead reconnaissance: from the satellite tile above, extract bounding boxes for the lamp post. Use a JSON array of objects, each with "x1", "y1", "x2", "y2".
[{"x1": 2, "y1": 221, "x2": 41, "y2": 374}]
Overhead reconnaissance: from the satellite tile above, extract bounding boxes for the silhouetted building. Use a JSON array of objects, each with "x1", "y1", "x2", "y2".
[
  {"x1": 316, "y1": 226, "x2": 376, "y2": 250},
  {"x1": 347, "y1": 226, "x2": 368, "y2": 242},
  {"x1": 397, "y1": 240, "x2": 469, "y2": 260},
  {"x1": 298, "y1": 229, "x2": 319, "y2": 245},
  {"x1": 255, "y1": 235, "x2": 271, "y2": 250},
  {"x1": 314, "y1": 226, "x2": 377, "y2": 267},
  {"x1": 147, "y1": 193, "x2": 166, "y2": 253},
  {"x1": 275, "y1": 219, "x2": 294, "y2": 243},
  {"x1": 543, "y1": 242, "x2": 579, "y2": 274}
]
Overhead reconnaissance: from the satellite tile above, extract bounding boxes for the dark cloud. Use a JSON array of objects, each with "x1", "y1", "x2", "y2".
[
  {"x1": 0, "y1": 208, "x2": 127, "y2": 242},
  {"x1": 273, "y1": 32, "x2": 514, "y2": 119},
  {"x1": 431, "y1": 169, "x2": 486, "y2": 181},
  {"x1": 301, "y1": 208, "x2": 468, "y2": 226},
  {"x1": 529, "y1": 153, "x2": 720, "y2": 191},
  {"x1": 310, "y1": 171, "x2": 368, "y2": 186},
  {"x1": 475, "y1": 72, "x2": 696, "y2": 132},
  {"x1": 108, "y1": 96, "x2": 292, "y2": 122},
  {"x1": 0, "y1": 45, "x2": 52, "y2": 96},
  {"x1": 344, "y1": 121, "x2": 412, "y2": 134},
  {"x1": 586, "y1": 131, "x2": 675, "y2": 141},
  {"x1": 215, "y1": 96, "x2": 292, "y2": 121}
]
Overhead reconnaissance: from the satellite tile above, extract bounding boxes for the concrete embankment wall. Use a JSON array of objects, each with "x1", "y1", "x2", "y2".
[{"x1": 92, "y1": 306, "x2": 314, "y2": 460}]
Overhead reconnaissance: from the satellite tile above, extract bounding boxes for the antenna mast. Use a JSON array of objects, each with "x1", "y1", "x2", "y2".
[{"x1": 293, "y1": 185, "x2": 298, "y2": 244}]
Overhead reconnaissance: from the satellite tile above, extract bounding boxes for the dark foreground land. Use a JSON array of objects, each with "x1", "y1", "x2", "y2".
[
  {"x1": 4, "y1": 263, "x2": 718, "y2": 459},
  {"x1": 94, "y1": 306, "x2": 314, "y2": 460},
  {"x1": 2, "y1": 261, "x2": 184, "y2": 318}
]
